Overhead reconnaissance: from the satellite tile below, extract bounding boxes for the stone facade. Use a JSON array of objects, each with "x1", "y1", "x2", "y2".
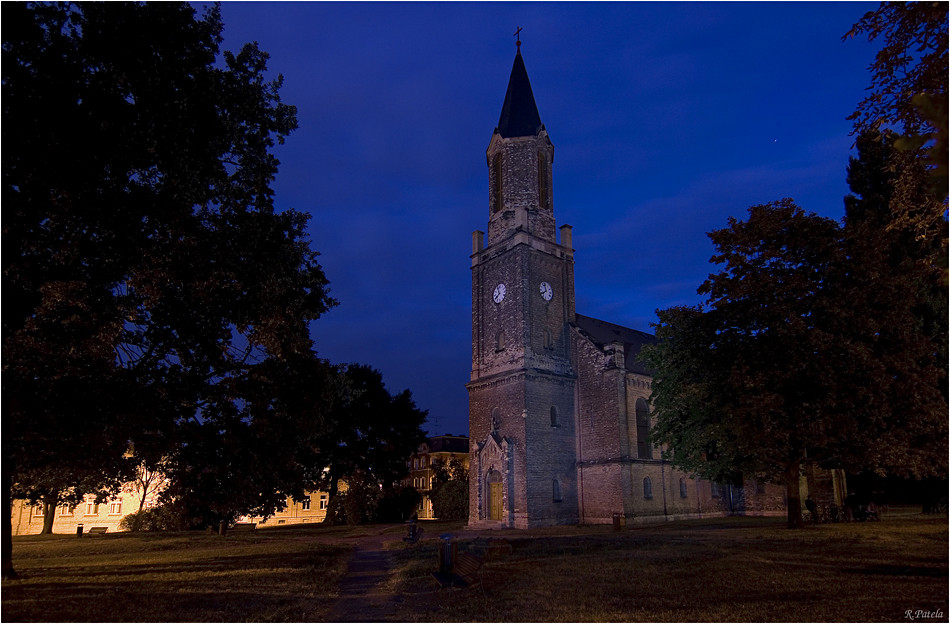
[{"x1": 467, "y1": 48, "x2": 805, "y2": 529}]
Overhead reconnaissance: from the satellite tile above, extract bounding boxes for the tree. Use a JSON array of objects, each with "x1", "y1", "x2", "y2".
[
  {"x1": 840, "y1": 129, "x2": 948, "y2": 477},
  {"x1": 3, "y1": 3, "x2": 334, "y2": 577},
  {"x1": 318, "y1": 364, "x2": 427, "y2": 521},
  {"x1": 643, "y1": 200, "x2": 857, "y2": 528},
  {"x1": 844, "y1": 2, "x2": 948, "y2": 235},
  {"x1": 430, "y1": 458, "x2": 469, "y2": 520},
  {"x1": 644, "y1": 193, "x2": 947, "y2": 529}
]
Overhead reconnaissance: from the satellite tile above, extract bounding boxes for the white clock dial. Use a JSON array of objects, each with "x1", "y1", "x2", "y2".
[
  {"x1": 540, "y1": 281, "x2": 553, "y2": 301},
  {"x1": 493, "y1": 283, "x2": 506, "y2": 303}
]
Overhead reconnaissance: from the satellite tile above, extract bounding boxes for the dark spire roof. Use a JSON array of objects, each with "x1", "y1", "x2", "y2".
[{"x1": 496, "y1": 49, "x2": 543, "y2": 138}]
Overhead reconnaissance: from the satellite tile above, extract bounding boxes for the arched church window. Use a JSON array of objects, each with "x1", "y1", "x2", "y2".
[
  {"x1": 537, "y1": 150, "x2": 548, "y2": 209},
  {"x1": 550, "y1": 406, "x2": 558, "y2": 427},
  {"x1": 552, "y1": 478, "x2": 562, "y2": 502},
  {"x1": 643, "y1": 477, "x2": 653, "y2": 500},
  {"x1": 679, "y1": 477, "x2": 688, "y2": 498},
  {"x1": 636, "y1": 398, "x2": 652, "y2": 459},
  {"x1": 542, "y1": 328, "x2": 553, "y2": 350},
  {"x1": 495, "y1": 330, "x2": 505, "y2": 352},
  {"x1": 491, "y1": 408, "x2": 501, "y2": 432},
  {"x1": 492, "y1": 153, "x2": 503, "y2": 213}
]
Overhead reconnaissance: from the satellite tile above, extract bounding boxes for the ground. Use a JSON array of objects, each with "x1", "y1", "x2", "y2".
[{"x1": 2, "y1": 507, "x2": 946, "y2": 622}]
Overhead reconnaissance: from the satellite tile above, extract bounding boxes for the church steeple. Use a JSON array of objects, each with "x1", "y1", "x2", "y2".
[
  {"x1": 484, "y1": 42, "x2": 556, "y2": 246},
  {"x1": 495, "y1": 48, "x2": 544, "y2": 138}
]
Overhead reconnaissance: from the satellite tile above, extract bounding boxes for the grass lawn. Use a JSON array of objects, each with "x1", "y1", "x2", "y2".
[
  {"x1": 390, "y1": 508, "x2": 948, "y2": 622},
  {"x1": 3, "y1": 509, "x2": 946, "y2": 622},
  {"x1": 2, "y1": 525, "x2": 355, "y2": 622}
]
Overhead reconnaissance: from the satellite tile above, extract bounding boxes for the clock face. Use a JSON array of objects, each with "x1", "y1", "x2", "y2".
[
  {"x1": 540, "y1": 281, "x2": 553, "y2": 301},
  {"x1": 493, "y1": 283, "x2": 506, "y2": 303}
]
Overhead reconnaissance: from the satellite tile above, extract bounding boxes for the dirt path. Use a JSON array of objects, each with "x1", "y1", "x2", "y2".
[
  {"x1": 324, "y1": 527, "x2": 485, "y2": 622},
  {"x1": 325, "y1": 531, "x2": 401, "y2": 623}
]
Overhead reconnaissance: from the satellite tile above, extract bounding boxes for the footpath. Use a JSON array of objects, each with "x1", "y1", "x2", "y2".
[
  {"x1": 326, "y1": 531, "x2": 400, "y2": 623},
  {"x1": 324, "y1": 526, "x2": 483, "y2": 623}
]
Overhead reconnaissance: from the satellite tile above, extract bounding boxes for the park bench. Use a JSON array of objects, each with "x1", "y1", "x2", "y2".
[
  {"x1": 403, "y1": 525, "x2": 424, "y2": 547},
  {"x1": 86, "y1": 527, "x2": 108, "y2": 535},
  {"x1": 232, "y1": 522, "x2": 256, "y2": 531},
  {"x1": 432, "y1": 552, "x2": 484, "y2": 588}
]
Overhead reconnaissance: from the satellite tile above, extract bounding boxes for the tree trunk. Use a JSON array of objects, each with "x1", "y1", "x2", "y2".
[
  {"x1": 2, "y1": 468, "x2": 16, "y2": 579},
  {"x1": 321, "y1": 476, "x2": 339, "y2": 525},
  {"x1": 785, "y1": 463, "x2": 804, "y2": 529},
  {"x1": 40, "y1": 494, "x2": 57, "y2": 534}
]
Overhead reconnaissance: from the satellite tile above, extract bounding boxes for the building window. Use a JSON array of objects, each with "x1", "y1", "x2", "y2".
[
  {"x1": 492, "y1": 153, "x2": 503, "y2": 212},
  {"x1": 543, "y1": 328, "x2": 554, "y2": 350},
  {"x1": 636, "y1": 398, "x2": 652, "y2": 459},
  {"x1": 32, "y1": 505, "x2": 44, "y2": 517},
  {"x1": 86, "y1": 502, "x2": 99, "y2": 516},
  {"x1": 679, "y1": 478, "x2": 688, "y2": 498},
  {"x1": 537, "y1": 151, "x2": 549, "y2": 209},
  {"x1": 109, "y1": 501, "x2": 122, "y2": 515},
  {"x1": 643, "y1": 477, "x2": 653, "y2": 500},
  {"x1": 553, "y1": 478, "x2": 562, "y2": 503},
  {"x1": 58, "y1": 504, "x2": 73, "y2": 516},
  {"x1": 319, "y1": 494, "x2": 328, "y2": 510},
  {"x1": 301, "y1": 496, "x2": 311, "y2": 511},
  {"x1": 550, "y1": 406, "x2": 559, "y2": 427},
  {"x1": 495, "y1": 330, "x2": 506, "y2": 351},
  {"x1": 711, "y1": 483, "x2": 723, "y2": 499}
]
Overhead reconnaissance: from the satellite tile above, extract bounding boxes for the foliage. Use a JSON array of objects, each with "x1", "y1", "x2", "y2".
[
  {"x1": 157, "y1": 354, "x2": 338, "y2": 528},
  {"x1": 118, "y1": 502, "x2": 201, "y2": 532},
  {"x1": 430, "y1": 458, "x2": 469, "y2": 520},
  {"x1": 844, "y1": 2, "x2": 947, "y2": 137},
  {"x1": 841, "y1": 129, "x2": 948, "y2": 476},
  {"x1": 844, "y1": 2, "x2": 948, "y2": 230},
  {"x1": 376, "y1": 486, "x2": 422, "y2": 523},
  {"x1": 338, "y1": 473, "x2": 381, "y2": 526},
  {"x1": 644, "y1": 188, "x2": 947, "y2": 529},
  {"x1": 319, "y1": 364, "x2": 428, "y2": 519},
  {"x1": 3, "y1": 2, "x2": 335, "y2": 577},
  {"x1": 643, "y1": 200, "x2": 856, "y2": 527}
]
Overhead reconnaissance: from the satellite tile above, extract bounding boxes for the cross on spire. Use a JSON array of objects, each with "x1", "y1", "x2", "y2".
[{"x1": 514, "y1": 26, "x2": 523, "y2": 50}]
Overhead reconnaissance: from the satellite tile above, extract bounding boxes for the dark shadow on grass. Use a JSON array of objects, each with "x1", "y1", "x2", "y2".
[
  {"x1": 2, "y1": 546, "x2": 350, "y2": 622},
  {"x1": 849, "y1": 564, "x2": 948, "y2": 578}
]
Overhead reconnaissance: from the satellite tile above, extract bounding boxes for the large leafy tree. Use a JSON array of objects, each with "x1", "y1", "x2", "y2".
[
  {"x1": 643, "y1": 200, "x2": 860, "y2": 528},
  {"x1": 319, "y1": 364, "x2": 427, "y2": 522},
  {"x1": 840, "y1": 129, "x2": 947, "y2": 476},
  {"x1": 3, "y1": 3, "x2": 334, "y2": 577}
]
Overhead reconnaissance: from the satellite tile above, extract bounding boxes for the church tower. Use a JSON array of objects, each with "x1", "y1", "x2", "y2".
[{"x1": 467, "y1": 43, "x2": 579, "y2": 528}]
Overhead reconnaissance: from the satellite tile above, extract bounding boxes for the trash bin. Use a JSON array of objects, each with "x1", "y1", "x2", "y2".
[
  {"x1": 76, "y1": 523, "x2": 84, "y2": 537},
  {"x1": 438, "y1": 533, "x2": 457, "y2": 574}
]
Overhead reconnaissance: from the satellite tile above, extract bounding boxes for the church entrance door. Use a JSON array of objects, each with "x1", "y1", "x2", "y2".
[{"x1": 487, "y1": 470, "x2": 503, "y2": 521}]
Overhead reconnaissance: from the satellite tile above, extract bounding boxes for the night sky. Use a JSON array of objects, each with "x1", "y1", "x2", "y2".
[{"x1": 214, "y1": 2, "x2": 881, "y2": 437}]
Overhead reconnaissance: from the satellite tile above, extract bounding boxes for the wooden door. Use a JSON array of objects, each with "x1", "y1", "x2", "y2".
[{"x1": 489, "y1": 482, "x2": 503, "y2": 520}]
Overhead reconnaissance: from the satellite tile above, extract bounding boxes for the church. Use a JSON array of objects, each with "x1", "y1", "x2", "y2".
[{"x1": 466, "y1": 44, "x2": 829, "y2": 528}]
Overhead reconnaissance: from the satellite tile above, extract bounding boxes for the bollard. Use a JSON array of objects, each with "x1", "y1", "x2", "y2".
[
  {"x1": 76, "y1": 523, "x2": 83, "y2": 537},
  {"x1": 438, "y1": 533, "x2": 456, "y2": 574}
]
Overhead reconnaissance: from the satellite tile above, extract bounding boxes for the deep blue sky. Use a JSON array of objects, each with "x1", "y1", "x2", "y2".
[{"x1": 215, "y1": 2, "x2": 881, "y2": 437}]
